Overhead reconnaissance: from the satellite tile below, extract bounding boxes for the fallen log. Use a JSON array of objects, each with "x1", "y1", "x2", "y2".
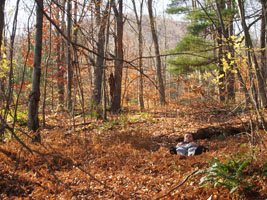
[{"x1": 175, "y1": 125, "x2": 249, "y2": 142}]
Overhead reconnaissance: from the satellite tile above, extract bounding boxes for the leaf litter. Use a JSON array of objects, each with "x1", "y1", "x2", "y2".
[{"x1": 0, "y1": 102, "x2": 266, "y2": 199}]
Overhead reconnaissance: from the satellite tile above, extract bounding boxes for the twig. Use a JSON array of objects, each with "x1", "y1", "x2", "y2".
[{"x1": 154, "y1": 169, "x2": 199, "y2": 200}]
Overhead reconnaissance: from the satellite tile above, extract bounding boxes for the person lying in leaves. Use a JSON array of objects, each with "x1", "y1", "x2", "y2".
[{"x1": 170, "y1": 133, "x2": 209, "y2": 157}]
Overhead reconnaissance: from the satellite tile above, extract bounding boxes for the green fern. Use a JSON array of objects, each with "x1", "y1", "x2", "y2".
[
  {"x1": 199, "y1": 156, "x2": 254, "y2": 195},
  {"x1": 261, "y1": 161, "x2": 267, "y2": 177}
]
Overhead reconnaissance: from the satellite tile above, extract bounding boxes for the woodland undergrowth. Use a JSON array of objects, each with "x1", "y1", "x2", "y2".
[{"x1": 0, "y1": 102, "x2": 266, "y2": 200}]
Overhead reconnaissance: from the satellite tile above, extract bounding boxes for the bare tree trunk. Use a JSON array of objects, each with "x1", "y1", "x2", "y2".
[
  {"x1": 110, "y1": 0, "x2": 124, "y2": 113},
  {"x1": 215, "y1": 0, "x2": 231, "y2": 103},
  {"x1": 92, "y1": 0, "x2": 110, "y2": 108},
  {"x1": 0, "y1": 0, "x2": 6, "y2": 110},
  {"x1": 216, "y1": 0, "x2": 238, "y2": 102},
  {"x1": 10, "y1": 4, "x2": 34, "y2": 142},
  {"x1": 237, "y1": 0, "x2": 267, "y2": 107},
  {"x1": 236, "y1": 68, "x2": 250, "y2": 106},
  {"x1": 73, "y1": 0, "x2": 78, "y2": 115},
  {"x1": 147, "y1": 0, "x2": 166, "y2": 105},
  {"x1": 67, "y1": 0, "x2": 72, "y2": 111},
  {"x1": 163, "y1": 12, "x2": 168, "y2": 90},
  {"x1": 132, "y1": 0, "x2": 144, "y2": 111},
  {"x1": 28, "y1": 0, "x2": 43, "y2": 141},
  {"x1": 103, "y1": 3, "x2": 112, "y2": 121},
  {"x1": 102, "y1": 63, "x2": 107, "y2": 120},
  {"x1": 72, "y1": 0, "x2": 86, "y2": 124},
  {"x1": 0, "y1": 0, "x2": 5, "y2": 57},
  {"x1": 57, "y1": 0, "x2": 65, "y2": 108},
  {"x1": 260, "y1": 3, "x2": 266, "y2": 81},
  {"x1": 4, "y1": 0, "x2": 20, "y2": 120},
  {"x1": 217, "y1": 29, "x2": 225, "y2": 102},
  {"x1": 226, "y1": 0, "x2": 235, "y2": 102},
  {"x1": 1, "y1": 0, "x2": 17, "y2": 140},
  {"x1": 237, "y1": 0, "x2": 267, "y2": 130},
  {"x1": 42, "y1": 3, "x2": 52, "y2": 128}
]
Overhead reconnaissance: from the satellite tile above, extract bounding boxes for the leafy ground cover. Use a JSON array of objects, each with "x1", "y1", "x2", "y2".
[{"x1": 0, "y1": 102, "x2": 266, "y2": 199}]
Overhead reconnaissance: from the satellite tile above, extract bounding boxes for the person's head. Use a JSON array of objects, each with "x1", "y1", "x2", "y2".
[{"x1": 184, "y1": 133, "x2": 193, "y2": 142}]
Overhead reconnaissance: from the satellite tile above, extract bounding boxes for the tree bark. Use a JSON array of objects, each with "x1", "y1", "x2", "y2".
[
  {"x1": 110, "y1": 0, "x2": 124, "y2": 113},
  {"x1": 217, "y1": 29, "x2": 225, "y2": 102},
  {"x1": 28, "y1": 0, "x2": 43, "y2": 139},
  {"x1": 215, "y1": 0, "x2": 233, "y2": 103},
  {"x1": 0, "y1": 0, "x2": 6, "y2": 109},
  {"x1": 147, "y1": 0, "x2": 166, "y2": 105},
  {"x1": 42, "y1": 3, "x2": 52, "y2": 128},
  {"x1": 226, "y1": 0, "x2": 235, "y2": 103},
  {"x1": 57, "y1": 0, "x2": 65, "y2": 108},
  {"x1": 260, "y1": 2, "x2": 266, "y2": 81},
  {"x1": 0, "y1": 0, "x2": 5, "y2": 57},
  {"x1": 237, "y1": 0, "x2": 267, "y2": 107},
  {"x1": 92, "y1": 0, "x2": 110, "y2": 106},
  {"x1": 4, "y1": 0, "x2": 21, "y2": 120},
  {"x1": 237, "y1": 0, "x2": 267, "y2": 130},
  {"x1": 66, "y1": 0, "x2": 72, "y2": 111},
  {"x1": 132, "y1": 0, "x2": 145, "y2": 111}
]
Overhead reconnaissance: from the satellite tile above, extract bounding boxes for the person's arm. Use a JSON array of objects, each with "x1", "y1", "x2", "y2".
[
  {"x1": 176, "y1": 142, "x2": 183, "y2": 146},
  {"x1": 190, "y1": 142, "x2": 198, "y2": 146}
]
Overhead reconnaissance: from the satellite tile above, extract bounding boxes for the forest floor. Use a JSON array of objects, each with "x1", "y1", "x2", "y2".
[{"x1": 0, "y1": 101, "x2": 267, "y2": 200}]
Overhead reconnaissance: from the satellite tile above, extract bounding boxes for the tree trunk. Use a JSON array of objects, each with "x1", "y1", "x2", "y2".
[
  {"x1": 132, "y1": 0, "x2": 145, "y2": 111},
  {"x1": 215, "y1": 0, "x2": 235, "y2": 103},
  {"x1": 217, "y1": 29, "x2": 225, "y2": 102},
  {"x1": 147, "y1": 0, "x2": 166, "y2": 105},
  {"x1": 66, "y1": 0, "x2": 72, "y2": 111},
  {"x1": 42, "y1": 4, "x2": 52, "y2": 128},
  {"x1": 226, "y1": 0, "x2": 235, "y2": 103},
  {"x1": 102, "y1": 3, "x2": 112, "y2": 121},
  {"x1": 4, "y1": 0, "x2": 21, "y2": 120},
  {"x1": 237, "y1": 0, "x2": 267, "y2": 130},
  {"x1": 236, "y1": 68, "x2": 250, "y2": 106},
  {"x1": 92, "y1": 0, "x2": 110, "y2": 106},
  {"x1": 28, "y1": 0, "x2": 43, "y2": 140},
  {"x1": 110, "y1": 0, "x2": 124, "y2": 113},
  {"x1": 237, "y1": 0, "x2": 267, "y2": 107},
  {"x1": 0, "y1": 0, "x2": 5, "y2": 57},
  {"x1": 0, "y1": 0, "x2": 6, "y2": 109},
  {"x1": 72, "y1": 0, "x2": 78, "y2": 119},
  {"x1": 260, "y1": 3, "x2": 266, "y2": 82},
  {"x1": 57, "y1": 0, "x2": 65, "y2": 108}
]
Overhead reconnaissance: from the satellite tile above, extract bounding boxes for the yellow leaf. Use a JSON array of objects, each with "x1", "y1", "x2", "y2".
[{"x1": 8, "y1": 9, "x2": 14, "y2": 16}]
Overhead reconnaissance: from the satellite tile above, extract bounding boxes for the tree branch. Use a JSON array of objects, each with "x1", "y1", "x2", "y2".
[{"x1": 154, "y1": 170, "x2": 199, "y2": 200}]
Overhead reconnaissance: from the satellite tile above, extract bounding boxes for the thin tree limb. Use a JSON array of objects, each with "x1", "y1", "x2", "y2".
[{"x1": 154, "y1": 170, "x2": 199, "y2": 200}]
